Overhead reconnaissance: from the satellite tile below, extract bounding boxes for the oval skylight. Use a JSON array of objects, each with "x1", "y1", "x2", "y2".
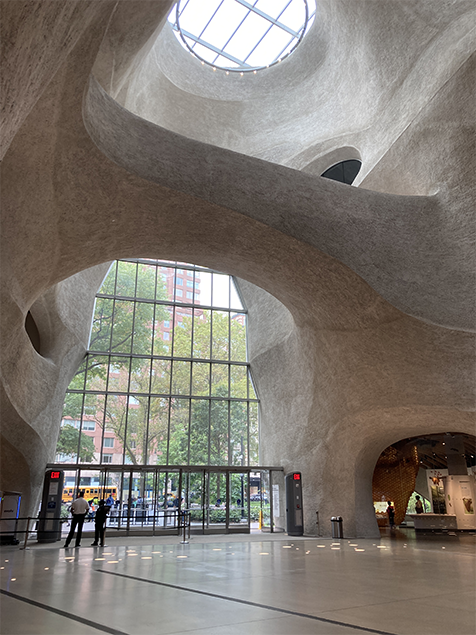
[{"x1": 168, "y1": 0, "x2": 316, "y2": 73}]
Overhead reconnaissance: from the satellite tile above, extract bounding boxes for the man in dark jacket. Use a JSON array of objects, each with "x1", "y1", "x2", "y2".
[{"x1": 91, "y1": 500, "x2": 109, "y2": 547}]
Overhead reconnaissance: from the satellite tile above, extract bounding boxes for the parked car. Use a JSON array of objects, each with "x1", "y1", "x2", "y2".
[{"x1": 250, "y1": 494, "x2": 268, "y2": 503}]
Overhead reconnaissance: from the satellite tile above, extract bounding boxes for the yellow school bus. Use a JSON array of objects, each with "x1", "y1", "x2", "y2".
[{"x1": 62, "y1": 487, "x2": 117, "y2": 504}]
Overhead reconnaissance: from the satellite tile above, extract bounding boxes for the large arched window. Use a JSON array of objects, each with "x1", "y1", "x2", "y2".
[{"x1": 55, "y1": 259, "x2": 259, "y2": 468}]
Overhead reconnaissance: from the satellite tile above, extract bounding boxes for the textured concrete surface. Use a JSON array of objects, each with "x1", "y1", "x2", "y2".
[{"x1": 1, "y1": 0, "x2": 475, "y2": 536}]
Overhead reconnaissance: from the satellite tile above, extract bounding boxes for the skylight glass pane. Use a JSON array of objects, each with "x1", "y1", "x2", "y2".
[
  {"x1": 179, "y1": 0, "x2": 223, "y2": 36},
  {"x1": 225, "y1": 13, "x2": 270, "y2": 61},
  {"x1": 189, "y1": 41, "x2": 219, "y2": 64},
  {"x1": 246, "y1": 25, "x2": 291, "y2": 67},
  {"x1": 170, "y1": 0, "x2": 313, "y2": 72},
  {"x1": 201, "y1": 0, "x2": 248, "y2": 50},
  {"x1": 213, "y1": 55, "x2": 240, "y2": 69},
  {"x1": 305, "y1": 13, "x2": 316, "y2": 35},
  {"x1": 255, "y1": 0, "x2": 293, "y2": 21},
  {"x1": 279, "y1": 1, "x2": 306, "y2": 31}
]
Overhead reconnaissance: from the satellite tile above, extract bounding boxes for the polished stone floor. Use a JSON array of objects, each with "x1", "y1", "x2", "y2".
[{"x1": 1, "y1": 529, "x2": 475, "y2": 635}]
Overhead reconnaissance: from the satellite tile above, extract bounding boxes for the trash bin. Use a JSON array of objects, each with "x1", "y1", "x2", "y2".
[{"x1": 331, "y1": 516, "x2": 343, "y2": 539}]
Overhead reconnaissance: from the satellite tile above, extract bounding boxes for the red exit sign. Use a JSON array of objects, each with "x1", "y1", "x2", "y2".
[
  {"x1": 50, "y1": 471, "x2": 61, "y2": 479},
  {"x1": 293, "y1": 473, "x2": 301, "y2": 480}
]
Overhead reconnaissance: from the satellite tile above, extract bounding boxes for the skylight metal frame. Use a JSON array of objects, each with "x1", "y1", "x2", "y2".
[{"x1": 170, "y1": 0, "x2": 314, "y2": 73}]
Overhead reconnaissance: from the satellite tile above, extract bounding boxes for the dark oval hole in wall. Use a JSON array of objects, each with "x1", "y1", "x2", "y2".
[
  {"x1": 25, "y1": 311, "x2": 41, "y2": 354},
  {"x1": 321, "y1": 159, "x2": 362, "y2": 185}
]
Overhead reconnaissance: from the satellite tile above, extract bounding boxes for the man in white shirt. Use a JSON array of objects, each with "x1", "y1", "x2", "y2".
[{"x1": 63, "y1": 491, "x2": 90, "y2": 548}]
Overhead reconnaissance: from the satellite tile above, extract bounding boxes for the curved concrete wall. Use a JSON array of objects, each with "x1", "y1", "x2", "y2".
[{"x1": 1, "y1": 0, "x2": 474, "y2": 535}]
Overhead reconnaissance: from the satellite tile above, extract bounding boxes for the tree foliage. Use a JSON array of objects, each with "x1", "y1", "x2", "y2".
[
  {"x1": 57, "y1": 261, "x2": 257, "y2": 467},
  {"x1": 56, "y1": 425, "x2": 96, "y2": 462}
]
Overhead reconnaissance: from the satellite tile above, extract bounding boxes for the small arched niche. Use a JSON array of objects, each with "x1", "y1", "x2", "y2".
[
  {"x1": 321, "y1": 159, "x2": 362, "y2": 185},
  {"x1": 301, "y1": 146, "x2": 362, "y2": 182},
  {"x1": 25, "y1": 311, "x2": 41, "y2": 355}
]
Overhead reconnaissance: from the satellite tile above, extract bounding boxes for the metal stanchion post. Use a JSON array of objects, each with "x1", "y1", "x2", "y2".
[
  {"x1": 316, "y1": 511, "x2": 319, "y2": 537},
  {"x1": 180, "y1": 511, "x2": 189, "y2": 544},
  {"x1": 20, "y1": 517, "x2": 31, "y2": 550}
]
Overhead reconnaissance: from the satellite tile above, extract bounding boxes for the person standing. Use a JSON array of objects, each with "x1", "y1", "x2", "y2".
[
  {"x1": 91, "y1": 500, "x2": 109, "y2": 547},
  {"x1": 415, "y1": 495, "x2": 424, "y2": 514},
  {"x1": 64, "y1": 491, "x2": 90, "y2": 548},
  {"x1": 386, "y1": 501, "x2": 396, "y2": 528}
]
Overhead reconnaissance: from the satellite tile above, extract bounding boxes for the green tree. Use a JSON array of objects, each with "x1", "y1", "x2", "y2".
[
  {"x1": 79, "y1": 261, "x2": 170, "y2": 379},
  {"x1": 58, "y1": 261, "x2": 171, "y2": 463},
  {"x1": 56, "y1": 425, "x2": 96, "y2": 462},
  {"x1": 58, "y1": 264, "x2": 255, "y2": 468}
]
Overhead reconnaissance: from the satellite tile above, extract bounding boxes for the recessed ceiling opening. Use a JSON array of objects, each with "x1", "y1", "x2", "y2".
[{"x1": 168, "y1": 0, "x2": 316, "y2": 73}]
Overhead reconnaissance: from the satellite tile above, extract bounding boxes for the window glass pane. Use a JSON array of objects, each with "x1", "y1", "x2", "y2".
[
  {"x1": 173, "y1": 312, "x2": 192, "y2": 357},
  {"x1": 89, "y1": 297, "x2": 113, "y2": 352},
  {"x1": 115, "y1": 261, "x2": 137, "y2": 297},
  {"x1": 129, "y1": 358, "x2": 151, "y2": 394},
  {"x1": 84, "y1": 355, "x2": 109, "y2": 391},
  {"x1": 230, "y1": 314, "x2": 247, "y2": 361},
  {"x1": 230, "y1": 365, "x2": 247, "y2": 398},
  {"x1": 192, "y1": 362, "x2": 210, "y2": 396},
  {"x1": 104, "y1": 394, "x2": 128, "y2": 463},
  {"x1": 99, "y1": 262, "x2": 116, "y2": 295},
  {"x1": 212, "y1": 274, "x2": 230, "y2": 308},
  {"x1": 212, "y1": 311, "x2": 229, "y2": 360},
  {"x1": 172, "y1": 360, "x2": 191, "y2": 395},
  {"x1": 56, "y1": 415, "x2": 80, "y2": 463},
  {"x1": 230, "y1": 279, "x2": 244, "y2": 310},
  {"x1": 154, "y1": 306, "x2": 173, "y2": 356},
  {"x1": 125, "y1": 396, "x2": 149, "y2": 464},
  {"x1": 151, "y1": 358, "x2": 171, "y2": 394},
  {"x1": 107, "y1": 356, "x2": 130, "y2": 392},
  {"x1": 132, "y1": 302, "x2": 154, "y2": 355},
  {"x1": 193, "y1": 309, "x2": 210, "y2": 359},
  {"x1": 168, "y1": 399, "x2": 190, "y2": 464},
  {"x1": 111, "y1": 300, "x2": 134, "y2": 354},
  {"x1": 211, "y1": 363, "x2": 228, "y2": 397},
  {"x1": 159, "y1": 266, "x2": 176, "y2": 302},
  {"x1": 69, "y1": 359, "x2": 87, "y2": 390},
  {"x1": 230, "y1": 400, "x2": 248, "y2": 466},
  {"x1": 135, "y1": 264, "x2": 156, "y2": 300},
  {"x1": 190, "y1": 399, "x2": 209, "y2": 464},
  {"x1": 210, "y1": 400, "x2": 228, "y2": 465},
  {"x1": 80, "y1": 393, "x2": 105, "y2": 463},
  {"x1": 249, "y1": 402, "x2": 259, "y2": 465},
  {"x1": 198, "y1": 272, "x2": 212, "y2": 306},
  {"x1": 148, "y1": 397, "x2": 169, "y2": 465},
  {"x1": 62, "y1": 392, "x2": 83, "y2": 422},
  {"x1": 248, "y1": 370, "x2": 257, "y2": 400}
]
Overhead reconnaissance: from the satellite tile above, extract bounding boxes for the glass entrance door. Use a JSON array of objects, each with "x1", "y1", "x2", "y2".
[
  {"x1": 206, "y1": 471, "x2": 228, "y2": 533},
  {"x1": 182, "y1": 470, "x2": 205, "y2": 532},
  {"x1": 228, "y1": 472, "x2": 250, "y2": 532}
]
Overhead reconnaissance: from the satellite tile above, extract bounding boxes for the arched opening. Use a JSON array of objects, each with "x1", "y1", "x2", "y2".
[
  {"x1": 49, "y1": 258, "x2": 281, "y2": 536},
  {"x1": 372, "y1": 433, "x2": 476, "y2": 532},
  {"x1": 321, "y1": 159, "x2": 362, "y2": 185}
]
